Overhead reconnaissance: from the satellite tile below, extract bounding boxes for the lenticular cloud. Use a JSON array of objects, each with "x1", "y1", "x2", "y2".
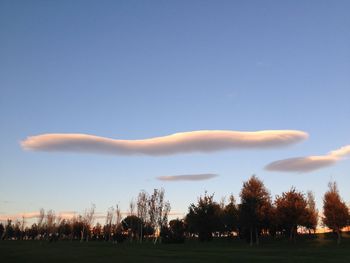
[
  {"x1": 157, "y1": 173, "x2": 219, "y2": 181},
  {"x1": 265, "y1": 144, "x2": 350, "y2": 173},
  {"x1": 21, "y1": 130, "x2": 308, "y2": 156}
]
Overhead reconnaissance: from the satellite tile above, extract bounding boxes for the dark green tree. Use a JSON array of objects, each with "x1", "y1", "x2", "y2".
[
  {"x1": 122, "y1": 215, "x2": 142, "y2": 241},
  {"x1": 161, "y1": 219, "x2": 185, "y2": 243},
  {"x1": 222, "y1": 194, "x2": 239, "y2": 237},
  {"x1": 0, "y1": 223, "x2": 4, "y2": 240},
  {"x1": 185, "y1": 192, "x2": 221, "y2": 241}
]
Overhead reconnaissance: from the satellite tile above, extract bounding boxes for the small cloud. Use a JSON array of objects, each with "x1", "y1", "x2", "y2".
[
  {"x1": 58, "y1": 211, "x2": 77, "y2": 220},
  {"x1": 157, "y1": 173, "x2": 219, "y2": 182},
  {"x1": 21, "y1": 130, "x2": 308, "y2": 156},
  {"x1": 0, "y1": 212, "x2": 40, "y2": 221},
  {"x1": 265, "y1": 144, "x2": 350, "y2": 173}
]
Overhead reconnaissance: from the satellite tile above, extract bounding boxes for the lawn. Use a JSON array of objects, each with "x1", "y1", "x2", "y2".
[{"x1": 1, "y1": 235, "x2": 350, "y2": 263}]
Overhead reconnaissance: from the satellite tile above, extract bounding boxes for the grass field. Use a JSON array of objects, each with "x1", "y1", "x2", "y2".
[{"x1": 1, "y1": 234, "x2": 350, "y2": 263}]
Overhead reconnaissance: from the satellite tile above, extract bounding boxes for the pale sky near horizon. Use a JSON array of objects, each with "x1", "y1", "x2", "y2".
[{"x1": 0, "y1": 0, "x2": 349, "y2": 222}]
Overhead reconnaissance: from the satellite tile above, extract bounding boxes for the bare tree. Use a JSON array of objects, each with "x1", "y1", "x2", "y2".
[
  {"x1": 46, "y1": 210, "x2": 56, "y2": 240},
  {"x1": 115, "y1": 204, "x2": 122, "y2": 226},
  {"x1": 304, "y1": 191, "x2": 318, "y2": 234},
  {"x1": 105, "y1": 206, "x2": 114, "y2": 241},
  {"x1": 148, "y1": 188, "x2": 171, "y2": 244},
  {"x1": 81, "y1": 204, "x2": 95, "y2": 242},
  {"x1": 137, "y1": 190, "x2": 149, "y2": 243},
  {"x1": 129, "y1": 199, "x2": 135, "y2": 216},
  {"x1": 37, "y1": 208, "x2": 45, "y2": 239}
]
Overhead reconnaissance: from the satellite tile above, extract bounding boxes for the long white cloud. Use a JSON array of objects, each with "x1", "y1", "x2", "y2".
[
  {"x1": 21, "y1": 130, "x2": 307, "y2": 156},
  {"x1": 157, "y1": 173, "x2": 218, "y2": 181},
  {"x1": 265, "y1": 145, "x2": 350, "y2": 173}
]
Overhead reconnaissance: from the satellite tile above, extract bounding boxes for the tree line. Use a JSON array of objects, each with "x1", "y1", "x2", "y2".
[{"x1": 1, "y1": 176, "x2": 349, "y2": 245}]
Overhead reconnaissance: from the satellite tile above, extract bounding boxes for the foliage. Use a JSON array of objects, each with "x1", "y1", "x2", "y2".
[
  {"x1": 185, "y1": 192, "x2": 221, "y2": 241},
  {"x1": 275, "y1": 188, "x2": 308, "y2": 240},
  {"x1": 161, "y1": 219, "x2": 185, "y2": 243},
  {"x1": 322, "y1": 182, "x2": 350, "y2": 244},
  {"x1": 239, "y1": 176, "x2": 272, "y2": 245}
]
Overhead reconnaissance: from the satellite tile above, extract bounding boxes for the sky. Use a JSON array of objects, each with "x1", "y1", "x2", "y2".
[{"x1": 0, "y1": 0, "x2": 349, "y2": 222}]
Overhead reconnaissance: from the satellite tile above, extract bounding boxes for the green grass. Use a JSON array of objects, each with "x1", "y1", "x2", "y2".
[{"x1": 1, "y1": 235, "x2": 350, "y2": 263}]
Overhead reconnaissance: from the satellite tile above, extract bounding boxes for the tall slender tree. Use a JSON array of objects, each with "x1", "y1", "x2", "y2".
[
  {"x1": 239, "y1": 175, "x2": 272, "y2": 246},
  {"x1": 303, "y1": 191, "x2": 318, "y2": 234},
  {"x1": 82, "y1": 204, "x2": 95, "y2": 242},
  {"x1": 322, "y1": 182, "x2": 349, "y2": 244},
  {"x1": 137, "y1": 191, "x2": 149, "y2": 243},
  {"x1": 222, "y1": 194, "x2": 239, "y2": 236},
  {"x1": 148, "y1": 188, "x2": 171, "y2": 244}
]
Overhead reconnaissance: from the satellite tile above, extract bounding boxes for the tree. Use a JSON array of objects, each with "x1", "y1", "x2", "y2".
[
  {"x1": 185, "y1": 192, "x2": 221, "y2": 241},
  {"x1": 129, "y1": 199, "x2": 135, "y2": 216},
  {"x1": 3, "y1": 220, "x2": 14, "y2": 240},
  {"x1": 13, "y1": 221, "x2": 22, "y2": 240},
  {"x1": 104, "y1": 206, "x2": 114, "y2": 241},
  {"x1": 46, "y1": 210, "x2": 57, "y2": 240},
  {"x1": 57, "y1": 219, "x2": 72, "y2": 240},
  {"x1": 37, "y1": 208, "x2": 45, "y2": 239},
  {"x1": 303, "y1": 191, "x2": 318, "y2": 234},
  {"x1": 82, "y1": 204, "x2": 95, "y2": 242},
  {"x1": 322, "y1": 182, "x2": 349, "y2": 244},
  {"x1": 92, "y1": 223, "x2": 102, "y2": 240},
  {"x1": 222, "y1": 194, "x2": 239, "y2": 237},
  {"x1": 161, "y1": 219, "x2": 185, "y2": 243},
  {"x1": 72, "y1": 216, "x2": 84, "y2": 240},
  {"x1": 275, "y1": 188, "x2": 308, "y2": 241},
  {"x1": 239, "y1": 175, "x2": 272, "y2": 246},
  {"x1": 148, "y1": 188, "x2": 171, "y2": 243},
  {"x1": 137, "y1": 191, "x2": 149, "y2": 243},
  {"x1": 0, "y1": 223, "x2": 5, "y2": 240},
  {"x1": 122, "y1": 215, "x2": 142, "y2": 240}
]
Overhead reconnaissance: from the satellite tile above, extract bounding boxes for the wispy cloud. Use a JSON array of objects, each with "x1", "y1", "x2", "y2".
[
  {"x1": 21, "y1": 130, "x2": 308, "y2": 156},
  {"x1": 265, "y1": 145, "x2": 350, "y2": 173},
  {"x1": 157, "y1": 173, "x2": 218, "y2": 182},
  {"x1": 0, "y1": 212, "x2": 40, "y2": 221}
]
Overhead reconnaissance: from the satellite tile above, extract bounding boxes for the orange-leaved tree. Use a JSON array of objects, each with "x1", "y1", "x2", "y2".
[{"x1": 322, "y1": 182, "x2": 349, "y2": 244}]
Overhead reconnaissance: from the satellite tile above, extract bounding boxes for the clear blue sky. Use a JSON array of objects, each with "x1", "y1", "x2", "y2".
[{"x1": 0, "y1": 0, "x2": 349, "y2": 220}]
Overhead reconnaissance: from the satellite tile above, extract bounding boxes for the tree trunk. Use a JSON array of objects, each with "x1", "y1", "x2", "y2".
[
  {"x1": 255, "y1": 227, "x2": 259, "y2": 246},
  {"x1": 337, "y1": 229, "x2": 341, "y2": 244},
  {"x1": 289, "y1": 226, "x2": 294, "y2": 241},
  {"x1": 80, "y1": 229, "x2": 84, "y2": 242},
  {"x1": 249, "y1": 228, "x2": 253, "y2": 247},
  {"x1": 140, "y1": 224, "x2": 143, "y2": 243}
]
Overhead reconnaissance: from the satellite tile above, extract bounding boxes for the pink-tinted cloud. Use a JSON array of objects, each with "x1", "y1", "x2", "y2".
[
  {"x1": 21, "y1": 130, "x2": 308, "y2": 156},
  {"x1": 0, "y1": 211, "x2": 81, "y2": 222},
  {"x1": 0, "y1": 212, "x2": 40, "y2": 221},
  {"x1": 265, "y1": 144, "x2": 350, "y2": 173},
  {"x1": 0, "y1": 210, "x2": 184, "y2": 222},
  {"x1": 157, "y1": 173, "x2": 218, "y2": 181}
]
